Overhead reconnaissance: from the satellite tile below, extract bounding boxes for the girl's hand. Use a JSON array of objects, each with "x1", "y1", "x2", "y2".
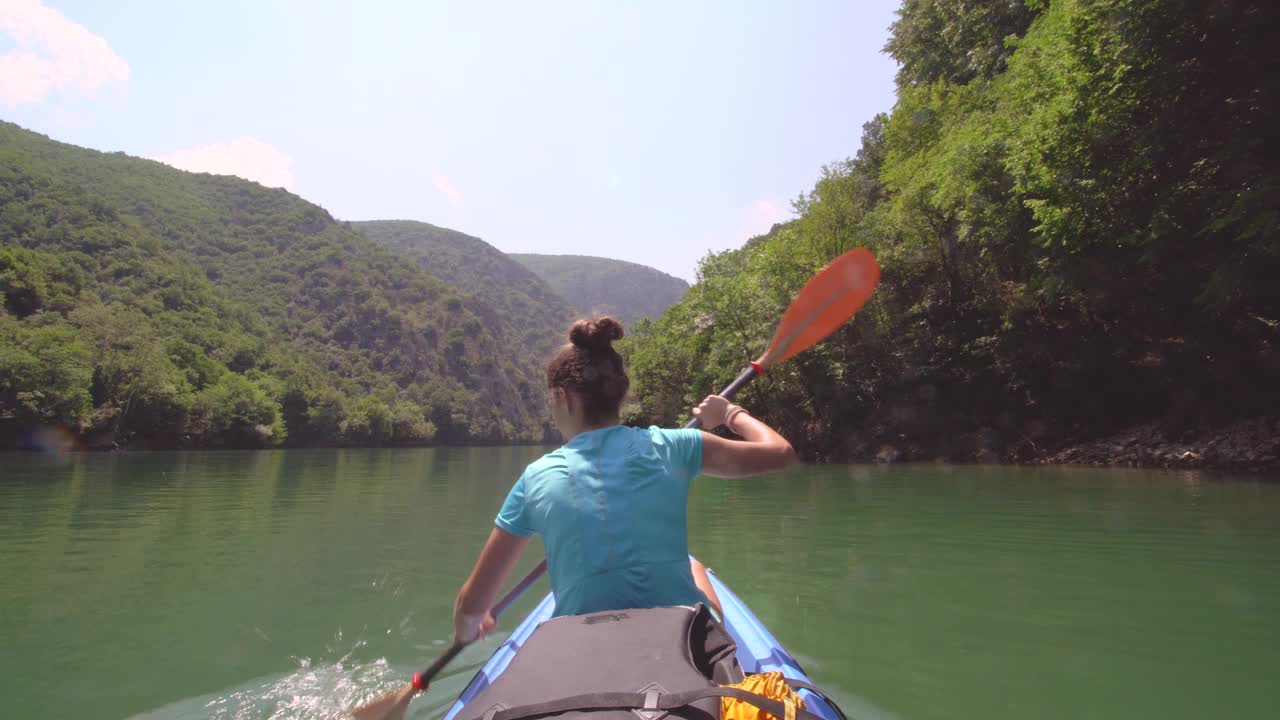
[
  {"x1": 454, "y1": 611, "x2": 496, "y2": 645},
  {"x1": 692, "y1": 395, "x2": 740, "y2": 429}
]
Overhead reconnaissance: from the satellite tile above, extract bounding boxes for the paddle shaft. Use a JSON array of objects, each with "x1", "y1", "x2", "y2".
[
  {"x1": 411, "y1": 559, "x2": 548, "y2": 688},
  {"x1": 682, "y1": 364, "x2": 759, "y2": 430}
]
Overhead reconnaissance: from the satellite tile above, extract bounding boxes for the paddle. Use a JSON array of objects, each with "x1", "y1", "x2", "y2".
[
  {"x1": 684, "y1": 246, "x2": 880, "y2": 429},
  {"x1": 351, "y1": 559, "x2": 549, "y2": 720}
]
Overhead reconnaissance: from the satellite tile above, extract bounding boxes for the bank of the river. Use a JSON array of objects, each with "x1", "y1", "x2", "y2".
[
  {"x1": 23, "y1": 413, "x2": 1280, "y2": 474},
  {"x1": 836, "y1": 415, "x2": 1280, "y2": 474},
  {"x1": 1035, "y1": 417, "x2": 1280, "y2": 473}
]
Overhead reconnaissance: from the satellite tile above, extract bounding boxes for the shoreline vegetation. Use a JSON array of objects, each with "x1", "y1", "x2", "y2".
[
  {"x1": 11, "y1": 415, "x2": 1279, "y2": 474},
  {"x1": 3, "y1": 2, "x2": 1276, "y2": 474},
  {"x1": 618, "y1": 0, "x2": 1277, "y2": 476}
]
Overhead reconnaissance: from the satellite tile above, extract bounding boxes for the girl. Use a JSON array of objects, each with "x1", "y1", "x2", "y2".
[{"x1": 453, "y1": 317, "x2": 796, "y2": 644}]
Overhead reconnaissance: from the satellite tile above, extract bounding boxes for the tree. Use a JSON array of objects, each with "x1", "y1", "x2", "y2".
[
  {"x1": 0, "y1": 314, "x2": 93, "y2": 431},
  {"x1": 190, "y1": 374, "x2": 285, "y2": 447},
  {"x1": 884, "y1": 0, "x2": 1042, "y2": 87},
  {"x1": 344, "y1": 396, "x2": 393, "y2": 445}
]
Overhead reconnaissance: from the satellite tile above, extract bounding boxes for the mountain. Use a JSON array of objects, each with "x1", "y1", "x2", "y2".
[
  {"x1": 352, "y1": 220, "x2": 574, "y2": 369},
  {"x1": 510, "y1": 254, "x2": 690, "y2": 328},
  {"x1": 0, "y1": 122, "x2": 546, "y2": 449}
]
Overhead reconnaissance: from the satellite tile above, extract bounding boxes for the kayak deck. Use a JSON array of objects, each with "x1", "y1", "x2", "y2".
[{"x1": 441, "y1": 560, "x2": 840, "y2": 720}]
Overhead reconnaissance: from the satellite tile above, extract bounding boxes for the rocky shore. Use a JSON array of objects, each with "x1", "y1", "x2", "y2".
[
  {"x1": 1034, "y1": 418, "x2": 1279, "y2": 474},
  {"x1": 841, "y1": 415, "x2": 1279, "y2": 475}
]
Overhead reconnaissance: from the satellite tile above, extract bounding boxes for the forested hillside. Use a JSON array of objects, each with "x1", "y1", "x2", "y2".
[
  {"x1": 624, "y1": 0, "x2": 1279, "y2": 470},
  {"x1": 511, "y1": 253, "x2": 690, "y2": 327},
  {"x1": 353, "y1": 220, "x2": 575, "y2": 371},
  {"x1": 0, "y1": 123, "x2": 547, "y2": 449}
]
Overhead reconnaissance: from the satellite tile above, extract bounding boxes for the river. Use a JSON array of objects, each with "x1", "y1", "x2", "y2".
[{"x1": 2, "y1": 448, "x2": 1277, "y2": 720}]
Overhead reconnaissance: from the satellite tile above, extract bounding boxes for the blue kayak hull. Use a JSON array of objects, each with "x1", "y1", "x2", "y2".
[{"x1": 442, "y1": 560, "x2": 840, "y2": 720}]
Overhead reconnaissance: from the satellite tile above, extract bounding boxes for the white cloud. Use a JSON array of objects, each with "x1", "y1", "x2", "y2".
[
  {"x1": 749, "y1": 199, "x2": 789, "y2": 230},
  {"x1": 150, "y1": 137, "x2": 295, "y2": 190},
  {"x1": 432, "y1": 174, "x2": 463, "y2": 207},
  {"x1": 0, "y1": 0, "x2": 129, "y2": 106}
]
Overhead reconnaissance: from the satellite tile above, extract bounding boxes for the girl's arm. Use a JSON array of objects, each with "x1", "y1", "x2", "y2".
[
  {"x1": 454, "y1": 526, "x2": 529, "y2": 642},
  {"x1": 692, "y1": 395, "x2": 798, "y2": 478}
]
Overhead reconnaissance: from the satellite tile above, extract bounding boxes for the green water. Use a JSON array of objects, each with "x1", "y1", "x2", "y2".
[{"x1": 1, "y1": 449, "x2": 1277, "y2": 720}]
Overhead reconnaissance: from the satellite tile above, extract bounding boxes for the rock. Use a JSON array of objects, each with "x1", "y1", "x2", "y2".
[
  {"x1": 977, "y1": 427, "x2": 1002, "y2": 450},
  {"x1": 874, "y1": 445, "x2": 903, "y2": 464}
]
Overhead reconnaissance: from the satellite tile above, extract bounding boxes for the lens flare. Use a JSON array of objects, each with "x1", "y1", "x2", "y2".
[{"x1": 26, "y1": 425, "x2": 83, "y2": 459}]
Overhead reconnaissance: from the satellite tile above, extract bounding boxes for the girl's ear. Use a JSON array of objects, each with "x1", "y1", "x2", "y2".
[{"x1": 548, "y1": 387, "x2": 570, "y2": 414}]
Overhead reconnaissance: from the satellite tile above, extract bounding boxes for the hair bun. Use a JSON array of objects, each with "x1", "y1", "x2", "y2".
[{"x1": 569, "y1": 317, "x2": 624, "y2": 350}]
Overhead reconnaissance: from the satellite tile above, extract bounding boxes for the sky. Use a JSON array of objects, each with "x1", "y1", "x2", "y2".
[{"x1": 0, "y1": 0, "x2": 901, "y2": 282}]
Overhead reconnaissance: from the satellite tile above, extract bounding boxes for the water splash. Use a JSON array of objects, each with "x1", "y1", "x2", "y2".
[
  {"x1": 131, "y1": 651, "x2": 407, "y2": 720},
  {"x1": 207, "y1": 655, "x2": 399, "y2": 720}
]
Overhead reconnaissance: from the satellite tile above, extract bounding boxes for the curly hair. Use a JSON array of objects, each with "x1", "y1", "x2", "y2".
[{"x1": 547, "y1": 317, "x2": 630, "y2": 423}]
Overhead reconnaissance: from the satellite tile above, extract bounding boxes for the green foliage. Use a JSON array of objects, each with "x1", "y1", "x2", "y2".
[
  {"x1": 628, "y1": 0, "x2": 1279, "y2": 461},
  {"x1": 165, "y1": 339, "x2": 224, "y2": 391},
  {"x1": 190, "y1": 373, "x2": 285, "y2": 448},
  {"x1": 511, "y1": 253, "x2": 690, "y2": 327},
  {"x1": 0, "y1": 245, "x2": 82, "y2": 317},
  {"x1": 343, "y1": 396, "x2": 393, "y2": 445},
  {"x1": 67, "y1": 301, "x2": 197, "y2": 443},
  {"x1": 884, "y1": 0, "x2": 1042, "y2": 87},
  {"x1": 0, "y1": 122, "x2": 552, "y2": 448},
  {"x1": 391, "y1": 399, "x2": 436, "y2": 444},
  {"x1": 0, "y1": 314, "x2": 93, "y2": 429},
  {"x1": 354, "y1": 219, "x2": 573, "y2": 433},
  {"x1": 0, "y1": 246, "x2": 48, "y2": 317}
]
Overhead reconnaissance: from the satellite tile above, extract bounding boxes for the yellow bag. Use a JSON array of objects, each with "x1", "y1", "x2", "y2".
[{"x1": 721, "y1": 671, "x2": 805, "y2": 720}]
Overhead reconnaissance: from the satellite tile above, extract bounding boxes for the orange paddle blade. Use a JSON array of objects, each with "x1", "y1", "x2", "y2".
[
  {"x1": 758, "y1": 247, "x2": 880, "y2": 367},
  {"x1": 351, "y1": 683, "x2": 416, "y2": 720}
]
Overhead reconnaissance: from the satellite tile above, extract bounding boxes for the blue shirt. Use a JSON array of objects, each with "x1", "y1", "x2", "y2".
[{"x1": 495, "y1": 425, "x2": 706, "y2": 617}]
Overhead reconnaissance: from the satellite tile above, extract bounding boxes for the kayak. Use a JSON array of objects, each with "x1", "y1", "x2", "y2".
[{"x1": 442, "y1": 559, "x2": 844, "y2": 720}]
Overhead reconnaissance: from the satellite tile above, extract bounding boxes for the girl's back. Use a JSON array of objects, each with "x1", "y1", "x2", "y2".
[{"x1": 496, "y1": 425, "x2": 706, "y2": 616}]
